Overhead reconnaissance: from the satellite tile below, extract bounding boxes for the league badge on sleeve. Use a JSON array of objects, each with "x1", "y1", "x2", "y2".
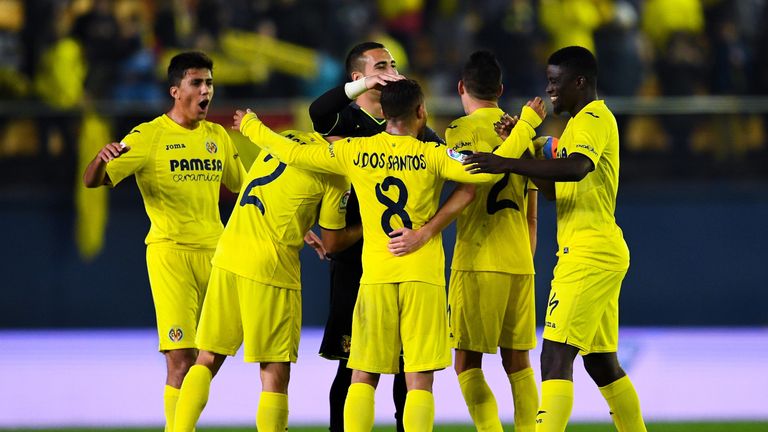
[{"x1": 447, "y1": 148, "x2": 470, "y2": 163}]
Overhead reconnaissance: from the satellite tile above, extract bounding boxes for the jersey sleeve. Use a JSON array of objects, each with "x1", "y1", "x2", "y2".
[
  {"x1": 430, "y1": 145, "x2": 501, "y2": 185},
  {"x1": 445, "y1": 120, "x2": 478, "y2": 153},
  {"x1": 240, "y1": 113, "x2": 349, "y2": 176},
  {"x1": 219, "y1": 127, "x2": 245, "y2": 193},
  {"x1": 569, "y1": 114, "x2": 606, "y2": 166},
  {"x1": 317, "y1": 174, "x2": 350, "y2": 230},
  {"x1": 105, "y1": 126, "x2": 150, "y2": 186}
]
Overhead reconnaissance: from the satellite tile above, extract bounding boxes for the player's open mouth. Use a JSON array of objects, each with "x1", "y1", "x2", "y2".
[
  {"x1": 550, "y1": 96, "x2": 558, "y2": 103},
  {"x1": 199, "y1": 99, "x2": 210, "y2": 110}
]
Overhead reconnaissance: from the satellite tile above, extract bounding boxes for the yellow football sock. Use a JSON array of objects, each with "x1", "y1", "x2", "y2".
[
  {"x1": 344, "y1": 383, "x2": 376, "y2": 432},
  {"x1": 163, "y1": 385, "x2": 180, "y2": 432},
  {"x1": 174, "y1": 365, "x2": 212, "y2": 432},
  {"x1": 403, "y1": 389, "x2": 435, "y2": 432},
  {"x1": 256, "y1": 391, "x2": 289, "y2": 432},
  {"x1": 508, "y1": 368, "x2": 539, "y2": 432},
  {"x1": 599, "y1": 376, "x2": 647, "y2": 432},
  {"x1": 536, "y1": 379, "x2": 573, "y2": 432},
  {"x1": 457, "y1": 368, "x2": 502, "y2": 432}
]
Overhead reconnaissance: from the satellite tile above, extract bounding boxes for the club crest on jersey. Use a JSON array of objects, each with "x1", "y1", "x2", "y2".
[
  {"x1": 339, "y1": 190, "x2": 350, "y2": 211},
  {"x1": 168, "y1": 327, "x2": 184, "y2": 342},
  {"x1": 447, "y1": 148, "x2": 469, "y2": 163},
  {"x1": 205, "y1": 140, "x2": 218, "y2": 154}
]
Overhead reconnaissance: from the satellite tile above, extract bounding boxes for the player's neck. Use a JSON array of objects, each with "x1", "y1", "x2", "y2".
[
  {"x1": 166, "y1": 108, "x2": 202, "y2": 130},
  {"x1": 570, "y1": 92, "x2": 598, "y2": 116},
  {"x1": 465, "y1": 97, "x2": 498, "y2": 115},
  {"x1": 356, "y1": 93, "x2": 384, "y2": 118},
  {"x1": 385, "y1": 119, "x2": 419, "y2": 138}
]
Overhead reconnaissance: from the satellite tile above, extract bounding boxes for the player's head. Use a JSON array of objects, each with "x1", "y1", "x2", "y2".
[
  {"x1": 167, "y1": 51, "x2": 214, "y2": 124},
  {"x1": 345, "y1": 41, "x2": 398, "y2": 81},
  {"x1": 460, "y1": 50, "x2": 503, "y2": 102},
  {"x1": 380, "y1": 79, "x2": 427, "y2": 132},
  {"x1": 546, "y1": 46, "x2": 597, "y2": 115}
]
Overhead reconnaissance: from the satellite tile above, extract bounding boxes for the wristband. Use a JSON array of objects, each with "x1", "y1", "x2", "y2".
[{"x1": 344, "y1": 78, "x2": 368, "y2": 100}]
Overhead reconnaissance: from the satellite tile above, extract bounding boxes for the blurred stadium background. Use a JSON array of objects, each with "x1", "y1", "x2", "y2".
[{"x1": 1, "y1": 0, "x2": 767, "y2": 430}]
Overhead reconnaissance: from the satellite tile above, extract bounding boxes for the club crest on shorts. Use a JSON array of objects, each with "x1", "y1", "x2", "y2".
[
  {"x1": 168, "y1": 327, "x2": 184, "y2": 342},
  {"x1": 205, "y1": 140, "x2": 218, "y2": 154},
  {"x1": 341, "y1": 335, "x2": 351, "y2": 353}
]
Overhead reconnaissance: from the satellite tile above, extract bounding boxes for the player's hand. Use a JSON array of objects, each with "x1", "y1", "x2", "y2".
[
  {"x1": 365, "y1": 73, "x2": 405, "y2": 91},
  {"x1": 464, "y1": 152, "x2": 512, "y2": 174},
  {"x1": 232, "y1": 109, "x2": 254, "y2": 130},
  {"x1": 97, "y1": 142, "x2": 129, "y2": 163},
  {"x1": 387, "y1": 227, "x2": 427, "y2": 257},
  {"x1": 526, "y1": 97, "x2": 547, "y2": 120},
  {"x1": 493, "y1": 113, "x2": 518, "y2": 141},
  {"x1": 304, "y1": 230, "x2": 328, "y2": 260}
]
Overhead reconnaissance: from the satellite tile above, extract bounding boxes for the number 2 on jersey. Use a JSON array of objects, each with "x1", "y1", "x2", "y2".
[
  {"x1": 239, "y1": 154, "x2": 286, "y2": 214},
  {"x1": 376, "y1": 176, "x2": 412, "y2": 234},
  {"x1": 486, "y1": 172, "x2": 519, "y2": 214}
]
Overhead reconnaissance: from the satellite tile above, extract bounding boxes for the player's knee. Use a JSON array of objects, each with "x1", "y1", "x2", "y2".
[
  {"x1": 501, "y1": 349, "x2": 530, "y2": 374},
  {"x1": 583, "y1": 353, "x2": 625, "y2": 387},
  {"x1": 539, "y1": 342, "x2": 577, "y2": 380}
]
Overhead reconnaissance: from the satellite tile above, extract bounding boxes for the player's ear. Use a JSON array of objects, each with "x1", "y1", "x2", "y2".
[
  {"x1": 497, "y1": 83, "x2": 504, "y2": 98},
  {"x1": 458, "y1": 80, "x2": 465, "y2": 95},
  {"x1": 350, "y1": 70, "x2": 363, "y2": 81},
  {"x1": 416, "y1": 103, "x2": 426, "y2": 120},
  {"x1": 170, "y1": 86, "x2": 179, "y2": 100}
]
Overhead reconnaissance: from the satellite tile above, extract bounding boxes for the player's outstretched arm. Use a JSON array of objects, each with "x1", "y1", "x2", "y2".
[
  {"x1": 83, "y1": 142, "x2": 129, "y2": 188},
  {"x1": 465, "y1": 152, "x2": 594, "y2": 181},
  {"x1": 387, "y1": 183, "x2": 475, "y2": 257},
  {"x1": 235, "y1": 109, "x2": 346, "y2": 175}
]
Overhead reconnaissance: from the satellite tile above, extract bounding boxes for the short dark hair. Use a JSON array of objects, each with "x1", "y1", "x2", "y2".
[
  {"x1": 380, "y1": 79, "x2": 423, "y2": 121},
  {"x1": 167, "y1": 51, "x2": 213, "y2": 87},
  {"x1": 547, "y1": 46, "x2": 597, "y2": 85},
  {"x1": 462, "y1": 50, "x2": 502, "y2": 101},
  {"x1": 345, "y1": 41, "x2": 385, "y2": 77}
]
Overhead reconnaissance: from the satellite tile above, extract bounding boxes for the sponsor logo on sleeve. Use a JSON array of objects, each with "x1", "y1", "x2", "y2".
[{"x1": 447, "y1": 148, "x2": 469, "y2": 163}]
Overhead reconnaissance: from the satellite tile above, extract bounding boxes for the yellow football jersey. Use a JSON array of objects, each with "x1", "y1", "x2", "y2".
[
  {"x1": 239, "y1": 114, "x2": 542, "y2": 286},
  {"x1": 447, "y1": 107, "x2": 536, "y2": 274},
  {"x1": 106, "y1": 114, "x2": 245, "y2": 248},
  {"x1": 555, "y1": 100, "x2": 629, "y2": 270},
  {"x1": 212, "y1": 130, "x2": 350, "y2": 290}
]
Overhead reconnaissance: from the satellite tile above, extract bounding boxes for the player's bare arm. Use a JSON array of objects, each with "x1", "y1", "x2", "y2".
[
  {"x1": 387, "y1": 183, "x2": 476, "y2": 257},
  {"x1": 83, "y1": 142, "x2": 130, "y2": 188},
  {"x1": 322, "y1": 224, "x2": 363, "y2": 255},
  {"x1": 466, "y1": 152, "x2": 594, "y2": 181}
]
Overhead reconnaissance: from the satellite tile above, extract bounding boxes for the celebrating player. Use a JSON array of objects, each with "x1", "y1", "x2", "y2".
[
  {"x1": 391, "y1": 50, "x2": 542, "y2": 432},
  {"x1": 82, "y1": 51, "x2": 245, "y2": 432},
  {"x1": 235, "y1": 78, "x2": 545, "y2": 432},
  {"x1": 465, "y1": 46, "x2": 647, "y2": 432},
  {"x1": 308, "y1": 41, "x2": 444, "y2": 432},
  {"x1": 173, "y1": 129, "x2": 361, "y2": 432}
]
